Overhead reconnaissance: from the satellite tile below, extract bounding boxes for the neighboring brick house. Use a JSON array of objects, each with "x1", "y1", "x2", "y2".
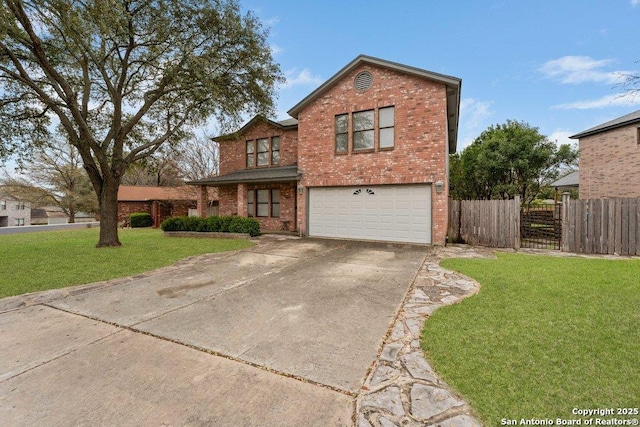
[
  {"x1": 190, "y1": 55, "x2": 461, "y2": 244},
  {"x1": 0, "y1": 194, "x2": 30, "y2": 227},
  {"x1": 117, "y1": 185, "x2": 217, "y2": 227},
  {"x1": 570, "y1": 109, "x2": 640, "y2": 199}
]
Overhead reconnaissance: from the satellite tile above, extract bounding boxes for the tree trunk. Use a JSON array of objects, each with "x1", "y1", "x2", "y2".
[
  {"x1": 97, "y1": 180, "x2": 121, "y2": 247},
  {"x1": 68, "y1": 204, "x2": 76, "y2": 224}
]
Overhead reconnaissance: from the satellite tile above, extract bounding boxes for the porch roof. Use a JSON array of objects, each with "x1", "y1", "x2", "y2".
[{"x1": 187, "y1": 165, "x2": 301, "y2": 186}]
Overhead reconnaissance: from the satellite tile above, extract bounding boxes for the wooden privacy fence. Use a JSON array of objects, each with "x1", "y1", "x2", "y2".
[
  {"x1": 448, "y1": 197, "x2": 521, "y2": 248},
  {"x1": 561, "y1": 195, "x2": 640, "y2": 256},
  {"x1": 448, "y1": 195, "x2": 640, "y2": 256}
]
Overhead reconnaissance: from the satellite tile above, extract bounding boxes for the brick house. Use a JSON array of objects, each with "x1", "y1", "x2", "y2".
[
  {"x1": 117, "y1": 185, "x2": 217, "y2": 227},
  {"x1": 190, "y1": 55, "x2": 461, "y2": 244},
  {"x1": 0, "y1": 193, "x2": 30, "y2": 227},
  {"x1": 570, "y1": 109, "x2": 640, "y2": 199}
]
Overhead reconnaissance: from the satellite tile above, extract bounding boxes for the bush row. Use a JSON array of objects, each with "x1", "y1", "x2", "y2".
[
  {"x1": 160, "y1": 215, "x2": 261, "y2": 237},
  {"x1": 130, "y1": 212, "x2": 152, "y2": 228}
]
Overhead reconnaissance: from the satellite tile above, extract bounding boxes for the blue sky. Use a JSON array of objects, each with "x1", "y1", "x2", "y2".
[{"x1": 244, "y1": 0, "x2": 640, "y2": 151}]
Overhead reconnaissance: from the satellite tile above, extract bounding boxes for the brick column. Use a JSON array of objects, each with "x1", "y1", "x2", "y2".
[
  {"x1": 197, "y1": 185, "x2": 208, "y2": 217},
  {"x1": 237, "y1": 183, "x2": 247, "y2": 217}
]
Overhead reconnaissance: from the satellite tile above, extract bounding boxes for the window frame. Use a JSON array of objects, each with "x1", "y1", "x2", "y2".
[
  {"x1": 246, "y1": 140, "x2": 255, "y2": 167},
  {"x1": 378, "y1": 106, "x2": 395, "y2": 150},
  {"x1": 352, "y1": 109, "x2": 375, "y2": 152},
  {"x1": 335, "y1": 114, "x2": 349, "y2": 154},
  {"x1": 247, "y1": 188, "x2": 280, "y2": 218},
  {"x1": 246, "y1": 136, "x2": 281, "y2": 168},
  {"x1": 0, "y1": 201, "x2": 6, "y2": 210}
]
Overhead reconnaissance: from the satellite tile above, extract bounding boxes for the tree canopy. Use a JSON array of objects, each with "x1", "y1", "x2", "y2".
[
  {"x1": 450, "y1": 120, "x2": 578, "y2": 203},
  {"x1": 0, "y1": 0, "x2": 283, "y2": 246}
]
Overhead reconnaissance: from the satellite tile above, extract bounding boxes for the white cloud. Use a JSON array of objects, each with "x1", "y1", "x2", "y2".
[
  {"x1": 548, "y1": 130, "x2": 576, "y2": 146},
  {"x1": 539, "y1": 56, "x2": 626, "y2": 85},
  {"x1": 457, "y1": 98, "x2": 494, "y2": 150},
  {"x1": 552, "y1": 93, "x2": 640, "y2": 110},
  {"x1": 270, "y1": 44, "x2": 283, "y2": 55},
  {"x1": 282, "y1": 68, "x2": 323, "y2": 89},
  {"x1": 632, "y1": 0, "x2": 640, "y2": 6}
]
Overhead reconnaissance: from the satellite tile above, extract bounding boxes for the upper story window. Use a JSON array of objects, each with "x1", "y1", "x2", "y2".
[
  {"x1": 353, "y1": 110, "x2": 374, "y2": 151},
  {"x1": 15, "y1": 202, "x2": 25, "y2": 210},
  {"x1": 335, "y1": 114, "x2": 348, "y2": 154},
  {"x1": 379, "y1": 106, "x2": 395, "y2": 149},
  {"x1": 0, "y1": 201, "x2": 6, "y2": 210},
  {"x1": 334, "y1": 106, "x2": 395, "y2": 154},
  {"x1": 246, "y1": 136, "x2": 281, "y2": 167}
]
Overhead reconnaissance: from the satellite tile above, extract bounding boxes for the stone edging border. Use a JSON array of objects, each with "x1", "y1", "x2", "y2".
[{"x1": 355, "y1": 247, "x2": 493, "y2": 426}]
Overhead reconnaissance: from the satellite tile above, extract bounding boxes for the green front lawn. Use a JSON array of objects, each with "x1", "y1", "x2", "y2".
[
  {"x1": 423, "y1": 253, "x2": 640, "y2": 425},
  {"x1": 0, "y1": 228, "x2": 254, "y2": 298}
]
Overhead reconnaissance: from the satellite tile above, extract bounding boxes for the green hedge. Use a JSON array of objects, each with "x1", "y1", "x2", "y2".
[
  {"x1": 160, "y1": 216, "x2": 261, "y2": 237},
  {"x1": 130, "y1": 212, "x2": 152, "y2": 228}
]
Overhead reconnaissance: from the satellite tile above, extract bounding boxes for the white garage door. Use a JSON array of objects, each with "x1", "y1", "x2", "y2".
[{"x1": 308, "y1": 185, "x2": 431, "y2": 244}]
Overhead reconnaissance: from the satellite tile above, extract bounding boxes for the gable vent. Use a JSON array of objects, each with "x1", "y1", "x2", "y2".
[{"x1": 354, "y1": 71, "x2": 373, "y2": 92}]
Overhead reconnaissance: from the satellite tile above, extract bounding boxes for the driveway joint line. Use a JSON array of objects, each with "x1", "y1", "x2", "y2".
[
  {"x1": 1, "y1": 307, "x2": 124, "y2": 384},
  {"x1": 41, "y1": 303, "x2": 357, "y2": 399}
]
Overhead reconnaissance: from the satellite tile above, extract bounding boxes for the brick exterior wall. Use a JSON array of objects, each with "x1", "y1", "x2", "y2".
[
  {"x1": 118, "y1": 200, "x2": 196, "y2": 227},
  {"x1": 296, "y1": 63, "x2": 450, "y2": 244},
  {"x1": 219, "y1": 122, "x2": 298, "y2": 174},
  {"x1": 579, "y1": 124, "x2": 640, "y2": 199}
]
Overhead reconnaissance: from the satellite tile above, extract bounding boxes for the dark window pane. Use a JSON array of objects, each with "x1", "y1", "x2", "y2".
[
  {"x1": 379, "y1": 107, "x2": 394, "y2": 128},
  {"x1": 353, "y1": 110, "x2": 374, "y2": 131},
  {"x1": 380, "y1": 127, "x2": 394, "y2": 148},
  {"x1": 271, "y1": 203, "x2": 280, "y2": 218},
  {"x1": 271, "y1": 150, "x2": 280, "y2": 165},
  {"x1": 257, "y1": 189, "x2": 269, "y2": 203},
  {"x1": 354, "y1": 130, "x2": 374, "y2": 150},
  {"x1": 257, "y1": 138, "x2": 269, "y2": 152},
  {"x1": 257, "y1": 204, "x2": 269, "y2": 217},
  {"x1": 246, "y1": 140, "x2": 255, "y2": 167},
  {"x1": 336, "y1": 134, "x2": 348, "y2": 153},
  {"x1": 247, "y1": 190, "x2": 254, "y2": 217},
  {"x1": 335, "y1": 114, "x2": 348, "y2": 133},
  {"x1": 257, "y1": 152, "x2": 269, "y2": 166},
  {"x1": 271, "y1": 189, "x2": 280, "y2": 203},
  {"x1": 271, "y1": 137, "x2": 280, "y2": 165}
]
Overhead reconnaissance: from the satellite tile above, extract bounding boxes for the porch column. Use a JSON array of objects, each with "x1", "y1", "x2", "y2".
[
  {"x1": 237, "y1": 183, "x2": 247, "y2": 217},
  {"x1": 197, "y1": 185, "x2": 208, "y2": 217}
]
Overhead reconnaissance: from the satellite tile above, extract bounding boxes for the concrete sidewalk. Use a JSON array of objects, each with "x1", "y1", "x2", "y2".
[{"x1": 0, "y1": 237, "x2": 428, "y2": 426}]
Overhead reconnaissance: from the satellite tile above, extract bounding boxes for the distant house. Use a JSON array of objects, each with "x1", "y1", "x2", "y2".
[
  {"x1": 30, "y1": 206, "x2": 96, "y2": 225},
  {"x1": 570, "y1": 110, "x2": 640, "y2": 199},
  {"x1": 117, "y1": 185, "x2": 217, "y2": 227},
  {"x1": 0, "y1": 194, "x2": 30, "y2": 227}
]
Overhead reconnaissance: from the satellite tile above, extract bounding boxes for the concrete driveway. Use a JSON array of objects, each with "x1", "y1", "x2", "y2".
[{"x1": 0, "y1": 237, "x2": 428, "y2": 426}]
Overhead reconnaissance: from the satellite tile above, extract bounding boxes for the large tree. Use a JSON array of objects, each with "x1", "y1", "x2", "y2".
[
  {"x1": 1, "y1": 139, "x2": 98, "y2": 221},
  {"x1": 0, "y1": 0, "x2": 282, "y2": 246},
  {"x1": 450, "y1": 120, "x2": 578, "y2": 203}
]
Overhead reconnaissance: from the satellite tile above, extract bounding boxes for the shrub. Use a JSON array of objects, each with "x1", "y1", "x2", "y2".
[
  {"x1": 130, "y1": 212, "x2": 152, "y2": 228},
  {"x1": 228, "y1": 216, "x2": 261, "y2": 237},
  {"x1": 160, "y1": 215, "x2": 260, "y2": 237}
]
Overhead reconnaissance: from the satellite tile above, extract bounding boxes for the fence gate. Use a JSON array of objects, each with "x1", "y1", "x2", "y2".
[{"x1": 520, "y1": 203, "x2": 562, "y2": 249}]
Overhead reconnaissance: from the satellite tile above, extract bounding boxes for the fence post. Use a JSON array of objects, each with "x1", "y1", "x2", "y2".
[
  {"x1": 561, "y1": 192, "x2": 570, "y2": 252},
  {"x1": 514, "y1": 196, "x2": 521, "y2": 249}
]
